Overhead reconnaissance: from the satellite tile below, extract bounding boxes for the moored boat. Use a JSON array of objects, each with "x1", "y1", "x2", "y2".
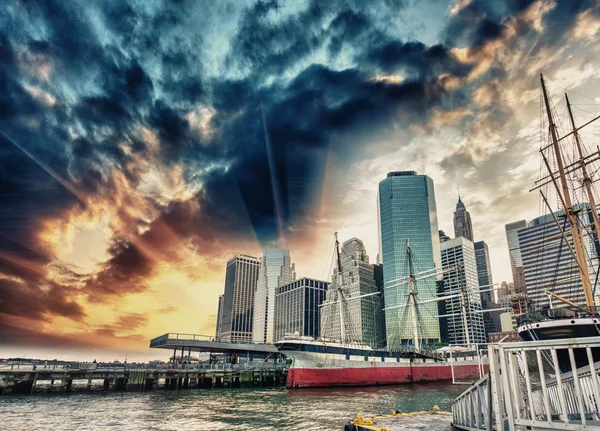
[{"x1": 276, "y1": 338, "x2": 485, "y2": 389}]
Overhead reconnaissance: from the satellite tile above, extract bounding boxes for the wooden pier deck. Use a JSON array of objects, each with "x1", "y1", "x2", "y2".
[{"x1": 0, "y1": 364, "x2": 287, "y2": 395}]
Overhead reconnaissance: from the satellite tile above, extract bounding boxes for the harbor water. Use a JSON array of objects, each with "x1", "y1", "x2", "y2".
[{"x1": 0, "y1": 382, "x2": 463, "y2": 430}]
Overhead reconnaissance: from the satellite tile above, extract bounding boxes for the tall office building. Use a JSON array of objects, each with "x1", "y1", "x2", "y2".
[
  {"x1": 474, "y1": 241, "x2": 493, "y2": 303},
  {"x1": 219, "y1": 255, "x2": 260, "y2": 343},
  {"x1": 215, "y1": 294, "x2": 224, "y2": 341},
  {"x1": 273, "y1": 277, "x2": 328, "y2": 342},
  {"x1": 453, "y1": 197, "x2": 474, "y2": 242},
  {"x1": 378, "y1": 171, "x2": 441, "y2": 347},
  {"x1": 505, "y1": 220, "x2": 528, "y2": 293},
  {"x1": 252, "y1": 249, "x2": 296, "y2": 343},
  {"x1": 439, "y1": 237, "x2": 486, "y2": 345},
  {"x1": 517, "y1": 204, "x2": 600, "y2": 308},
  {"x1": 371, "y1": 262, "x2": 387, "y2": 343},
  {"x1": 474, "y1": 241, "x2": 500, "y2": 335},
  {"x1": 320, "y1": 238, "x2": 385, "y2": 347}
]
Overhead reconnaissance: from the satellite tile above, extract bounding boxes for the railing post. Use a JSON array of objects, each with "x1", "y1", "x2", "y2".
[
  {"x1": 489, "y1": 345, "x2": 505, "y2": 431},
  {"x1": 568, "y1": 348, "x2": 586, "y2": 425},
  {"x1": 536, "y1": 349, "x2": 552, "y2": 423},
  {"x1": 508, "y1": 352, "x2": 522, "y2": 421},
  {"x1": 550, "y1": 348, "x2": 569, "y2": 423},
  {"x1": 586, "y1": 347, "x2": 600, "y2": 417},
  {"x1": 486, "y1": 374, "x2": 492, "y2": 431},
  {"x1": 521, "y1": 350, "x2": 535, "y2": 421},
  {"x1": 499, "y1": 345, "x2": 516, "y2": 431}
]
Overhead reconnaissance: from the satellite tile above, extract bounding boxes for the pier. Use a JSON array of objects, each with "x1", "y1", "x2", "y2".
[
  {"x1": 0, "y1": 363, "x2": 287, "y2": 395},
  {"x1": 451, "y1": 336, "x2": 600, "y2": 430}
]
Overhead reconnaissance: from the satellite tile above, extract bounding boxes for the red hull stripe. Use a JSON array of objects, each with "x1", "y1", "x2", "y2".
[{"x1": 286, "y1": 365, "x2": 486, "y2": 388}]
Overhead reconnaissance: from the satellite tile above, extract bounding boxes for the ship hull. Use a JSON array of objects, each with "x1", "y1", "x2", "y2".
[
  {"x1": 517, "y1": 317, "x2": 600, "y2": 341},
  {"x1": 282, "y1": 351, "x2": 485, "y2": 389},
  {"x1": 517, "y1": 317, "x2": 600, "y2": 371}
]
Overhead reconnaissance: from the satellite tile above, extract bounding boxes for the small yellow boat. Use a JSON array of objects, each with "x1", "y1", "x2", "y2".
[{"x1": 344, "y1": 406, "x2": 453, "y2": 431}]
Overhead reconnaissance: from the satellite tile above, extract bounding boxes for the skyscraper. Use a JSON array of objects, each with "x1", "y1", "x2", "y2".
[
  {"x1": 320, "y1": 238, "x2": 385, "y2": 347},
  {"x1": 474, "y1": 241, "x2": 500, "y2": 335},
  {"x1": 505, "y1": 220, "x2": 528, "y2": 293},
  {"x1": 252, "y1": 249, "x2": 296, "y2": 343},
  {"x1": 518, "y1": 204, "x2": 599, "y2": 308},
  {"x1": 273, "y1": 277, "x2": 328, "y2": 342},
  {"x1": 378, "y1": 171, "x2": 441, "y2": 347},
  {"x1": 215, "y1": 294, "x2": 224, "y2": 341},
  {"x1": 219, "y1": 255, "x2": 260, "y2": 343},
  {"x1": 453, "y1": 196, "x2": 474, "y2": 242},
  {"x1": 474, "y1": 241, "x2": 493, "y2": 304},
  {"x1": 439, "y1": 237, "x2": 486, "y2": 345}
]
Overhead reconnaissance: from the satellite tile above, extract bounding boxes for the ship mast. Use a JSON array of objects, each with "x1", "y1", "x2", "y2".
[
  {"x1": 334, "y1": 232, "x2": 346, "y2": 343},
  {"x1": 406, "y1": 239, "x2": 420, "y2": 350},
  {"x1": 566, "y1": 93, "x2": 600, "y2": 240},
  {"x1": 540, "y1": 74, "x2": 596, "y2": 313},
  {"x1": 459, "y1": 283, "x2": 471, "y2": 346}
]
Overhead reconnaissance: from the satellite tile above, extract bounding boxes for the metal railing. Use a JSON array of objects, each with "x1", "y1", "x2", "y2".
[
  {"x1": 452, "y1": 337, "x2": 600, "y2": 430},
  {"x1": 0, "y1": 362, "x2": 287, "y2": 372},
  {"x1": 452, "y1": 373, "x2": 492, "y2": 430}
]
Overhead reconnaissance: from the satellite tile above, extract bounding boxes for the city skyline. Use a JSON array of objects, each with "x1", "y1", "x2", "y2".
[{"x1": 2, "y1": 0, "x2": 600, "y2": 360}]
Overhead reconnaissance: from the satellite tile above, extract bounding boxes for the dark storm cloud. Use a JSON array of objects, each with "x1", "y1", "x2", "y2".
[
  {"x1": 360, "y1": 40, "x2": 471, "y2": 79},
  {"x1": 0, "y1": 277, "x2": 85, "y2": 322},
  {"x1": 442, "y1": 0, "x2": 539, "y2": 48},
  {"x1": 227, "y1": 0, "x2": 327, "y2": 78}
]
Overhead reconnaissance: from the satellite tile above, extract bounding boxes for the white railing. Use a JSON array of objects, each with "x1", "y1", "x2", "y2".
[
  {"x1": 452, "y1": 373, "x2": 492, "y2": 430},
  {"x1": 452, "y1": 337, "x2": 600, "y2": 431}
]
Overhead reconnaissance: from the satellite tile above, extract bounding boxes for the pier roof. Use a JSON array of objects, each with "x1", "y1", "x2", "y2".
[{"x1": 149, "y1": 333, "x2": 278, "y2": 354}]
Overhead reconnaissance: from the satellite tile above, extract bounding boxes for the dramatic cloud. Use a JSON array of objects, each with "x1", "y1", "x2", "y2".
[{"x1": 1, "y1": 0, "x2": 599, "y2": 358}]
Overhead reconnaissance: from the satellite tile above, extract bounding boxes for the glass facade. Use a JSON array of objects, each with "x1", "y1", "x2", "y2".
[
  {"x1": 220, "y1": 255, "x2": 260, "y2": 343},
  {"x1": 273, "y1": 277, "x2": 328, "y2": 341},
  {"x1": 215, "y1": 294, "x2": 224, "y2": 340},
  {"x1": 439, "y1": 237, "x2": 486, "y2": 345},
  {"x1": 474, "y1": 240, "x2": 500, "y2": 336},
  {"x1": 517, "y1": 204, "x2": 600, "y2": 308},
  {"x1": 252, "y1": 249, "x2": 296, "y2": 343},
  {"x1": 378, "y1": 171, "x2": 441, "y2": 348},
  {"x1": 505, "y1": 220, "x2": 528, "y2": 293}
]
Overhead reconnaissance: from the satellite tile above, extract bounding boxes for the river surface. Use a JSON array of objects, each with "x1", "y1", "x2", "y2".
[{"x1": 0, "y1": 382, "x2": 463, "y2": 431}]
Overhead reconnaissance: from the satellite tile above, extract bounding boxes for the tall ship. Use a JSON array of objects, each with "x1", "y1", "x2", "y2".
[
  {"x1": 276, "y1": 234, "x2": 489, "y2": 389},
  {"x1": 515, "y1": 74, "x2": 600, "y2": 359}
]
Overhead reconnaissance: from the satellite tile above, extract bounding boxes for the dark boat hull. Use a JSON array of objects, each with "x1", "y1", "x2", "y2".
[{"x1": 517, "y1": 317, "x2": 600, "y2": 371}]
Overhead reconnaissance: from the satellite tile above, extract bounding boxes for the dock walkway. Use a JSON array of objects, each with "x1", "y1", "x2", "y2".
[
  {"x1": 0, "y1": 363, "x2": 286, "y2": 395},
  {"x1": 451, "y1": 336, "x2": 600, "y2": 431}
]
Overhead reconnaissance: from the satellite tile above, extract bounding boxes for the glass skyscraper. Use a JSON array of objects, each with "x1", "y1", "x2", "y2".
[
  {"x1": 440, "y1": 237, "x2": 486, "y2": 345},
  {"x1": 378, "y1": 171, "x2": 441, "y2": 348},
  {"x1": 252, "y1": 249, "x2": 296, "y2": 343},
  {"x1": 505, "y1": 220, "x2": 528, "y2": 293},
  {"x1": 273, "y1": 277, "x2": 328, "y2": 342},
  {"x1": 517, "y1": 204, "x2": 600, "y2": 308},
  {"x1": 474, "y1": 240, "x2": 500, "y2": 336},
  {"x1": 219, "y1": 255, "x2": 260, "y2": 343}
]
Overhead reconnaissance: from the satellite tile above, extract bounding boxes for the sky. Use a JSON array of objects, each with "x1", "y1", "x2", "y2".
[{"x1": 1, "y1": 0, "x2": 600, "y2": 361}]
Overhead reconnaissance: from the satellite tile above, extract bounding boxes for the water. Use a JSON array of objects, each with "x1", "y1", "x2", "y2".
[{"x1": 0, "y1": 383, "x2": 463, "y2": 431}]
